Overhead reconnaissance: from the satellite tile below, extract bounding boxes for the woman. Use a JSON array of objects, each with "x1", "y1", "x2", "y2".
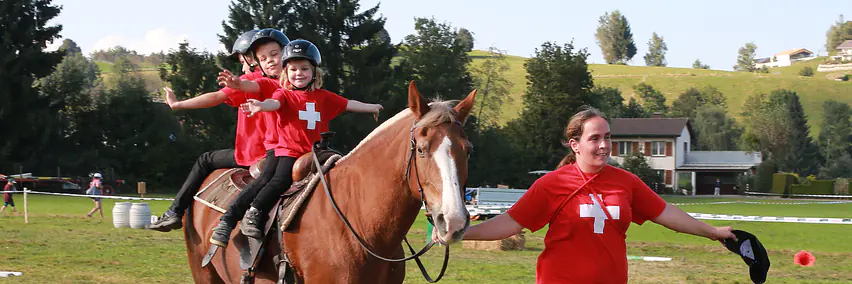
[
  {"x1": 86, "y1": 173, "x2": 104, "y2": 218},
  {"x1": 460, "y1": 106, "x2": 735, "y2": 283}
]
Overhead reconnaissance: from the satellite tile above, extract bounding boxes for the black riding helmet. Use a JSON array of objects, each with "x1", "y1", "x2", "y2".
[
  {"x1": 281, "y1": 39, "x2": 322, "y2": 66},
  {"x1": 281, "y1": 39, "x2": 322, "y2": 90},
  {"x1": 230, "y1": 29, "x2": 260, "y2": 56},
  {"x1": 247, "y1": 28, "x2": 290, "y2": 77}
]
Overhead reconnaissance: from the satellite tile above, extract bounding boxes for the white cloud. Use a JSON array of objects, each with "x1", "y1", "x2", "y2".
[{"x1": 90, "y1": 28, "x2": 211, "y2": 55}]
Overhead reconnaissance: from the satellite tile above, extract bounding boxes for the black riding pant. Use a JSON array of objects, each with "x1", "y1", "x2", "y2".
[
  {"x1": 169, "y1": 149, "x2": 245, "y2": 215},
  {"x1": 221, "y1": 154, "x2": 296, "y2": 223}
]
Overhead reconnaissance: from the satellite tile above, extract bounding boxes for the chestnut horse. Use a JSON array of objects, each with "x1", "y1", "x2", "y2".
[{"x1": 184, "y1": 81, "x2": 475, "y2": 283}]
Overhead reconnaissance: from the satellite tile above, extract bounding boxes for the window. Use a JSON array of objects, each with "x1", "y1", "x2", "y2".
[
  {"x1": 654, "y1": 170, "x2": 665, "y2": 180},
  {"x1": 618, "y1": 141, "x2": 632, "y2": 156},
  {"x1": 651, "y1": 141, "x2": 666, "y2": 156}
]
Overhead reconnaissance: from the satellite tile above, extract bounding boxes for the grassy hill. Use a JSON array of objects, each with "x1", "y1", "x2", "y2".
[{"x1": 469, "y1": 51, "x2": 852, "y2": 134}]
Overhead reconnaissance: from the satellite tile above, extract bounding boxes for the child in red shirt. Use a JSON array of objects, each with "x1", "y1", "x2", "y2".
[
  {"x1": 461, "y1": 107, "x2": 736, "y2": 283},
  {"x1": 1, "y1": 178, "x2": 17, "y2": 214},
  {"x1": 149, "y1": 29, "x2": 289, "y2": 232},
  {"x1": 209, "y1": 39, "x2": 382, "y2": 247}
]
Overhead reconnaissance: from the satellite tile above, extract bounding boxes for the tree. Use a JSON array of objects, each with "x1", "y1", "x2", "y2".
[
  {"x1": 632, "y1": 82, "x2": 667, "y2": 114},
  {"x1": 397, "y1": 17, "x2": 474, "y2": 102},
  {"x1": 669, "y1": 86, "x2": 726, "y2": 119},
  {"x1": 0, "y1": 0, "x2": 65, "y2": 173},
  {"x1": 819, "y1": 153, "x2": 852, "y2": 179},
  {"x1": 643, "y1": 32, "x2": 667, "y2": 67},
  {"x1": 692, "y1": 59, "x2": 710, "y2": 69},
  {"x1": 58, "y1": 38, "x2": 82, "y2": 54},
  {"x1": 588, "y1": 86, "x2": 624, "y2": 118},
  {"x1": 825, "y1": 15, "x2": 852, "y2": 52},
  {"x1": 741, "y1": 90, "x2": 820, "y2": 175},
  {"x1": 692, "y1": 106, "x2": 741, "y2": 151},
  {"x1": 621, "y1": 97, "x2": 648, "y2": 118},
  {"x1": 733, "y1": 42, "x2": 757, "y2": 72},
  {"x1": 470, "y1": 47, "x2": 513, "y2": 129},
  {"x1": 159, "y1": 42, "x2": 235, "y2": 150},
  {"x1": 505, "y1": 41, "x2": 594, "y2": 186},
  {"x1": 780, "y1": 91, "x2": 820, "y2": 175},
  {"x1": 35, "y1": 44, "x2": 103, "y2": 171},
  {"x1": 817, "y1": 100, "x2": 852, "y2": 162},
  {"x1": 595, "y1": 10, "x2": 637, "y2": 65},
  {"x1": 621, "y1": 152, "x2": 664, "y2": 191},
  {"x1": 456, "y1": 28, "x2": 475, "y2": 52}
]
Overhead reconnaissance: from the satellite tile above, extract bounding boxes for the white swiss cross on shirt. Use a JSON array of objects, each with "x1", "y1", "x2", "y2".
[
  {"x1": 299, "y1": 102, "x2": 321, "y2": 130},
  {"x1": 579, "y1": 194, "x2": 620, "y2": 234}
]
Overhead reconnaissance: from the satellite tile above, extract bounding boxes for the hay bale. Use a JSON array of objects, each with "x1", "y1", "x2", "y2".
[{"x1": 462, "y1": 231, "x2": 525, "y2": 251}]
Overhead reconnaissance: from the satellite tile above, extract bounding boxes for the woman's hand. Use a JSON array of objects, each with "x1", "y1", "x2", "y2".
[{"x1": 709, "y1": 226, "x2": 735, "y2": 241}]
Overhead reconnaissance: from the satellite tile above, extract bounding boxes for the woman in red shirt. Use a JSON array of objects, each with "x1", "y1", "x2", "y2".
[{"x1": 461, "y1": 107, "x2": 735, "y2": 283}]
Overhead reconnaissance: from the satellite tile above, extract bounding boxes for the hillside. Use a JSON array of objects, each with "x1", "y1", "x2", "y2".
[{"x1": 469, "y1": 51, "x2": 852, "y2": 133}]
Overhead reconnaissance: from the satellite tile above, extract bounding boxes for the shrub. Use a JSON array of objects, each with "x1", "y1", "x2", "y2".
[{"x1": 799, "y1": 66, "x2": 814, "y2": 77}]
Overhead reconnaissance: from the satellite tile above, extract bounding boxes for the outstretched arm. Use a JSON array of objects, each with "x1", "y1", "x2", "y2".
[
  {"x1": 163, "y1": 87, "x2": 228, "y2": 110},
  {"x1": 217, "y1": 69, "x2": 260, "y2": 93},
  {"x1": 652, "y1": 203, "x2": 735, "y2": 241},
  {"x1": 461, "y1": 213, "x2": 524, "y2": 241},
  {"x1": 242, "y1": 99, "x2": 281, "y2": 117}
]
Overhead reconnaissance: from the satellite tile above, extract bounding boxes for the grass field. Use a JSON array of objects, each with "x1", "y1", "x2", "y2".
[
  {"x1": 1, "y1": 194, "x2": 850, "y2": 283},
  {"x1": 469, "y1": 51, "x2": 852, "y2": 135}
]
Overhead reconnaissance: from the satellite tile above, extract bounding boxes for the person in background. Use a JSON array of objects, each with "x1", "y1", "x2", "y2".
[
  {"x1": 86, "y1": 173, "x2": 104, "y2": 218},
  {"x1": 1, "y1": 178, "x2": 17, "y2": 214}
]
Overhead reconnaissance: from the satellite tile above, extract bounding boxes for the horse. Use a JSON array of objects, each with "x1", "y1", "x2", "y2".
[{"x1": 184, "y1": 81, "x2": 476, "y2": 283}]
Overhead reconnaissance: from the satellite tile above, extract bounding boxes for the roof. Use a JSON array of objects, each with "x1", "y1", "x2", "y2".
[
  {"x1": 610, "y1": 118, "x2": 691, "y2": 137},
  {"x1": 754, "y1": 57, "x2": 770, "y2": 64},
  {"x1": 837, "y1": 40, "x2": 852, "y2": 50},
  {"x1": 678, "y1": 151, "x2": 762, "y2": 171},
  {"x1": 775, "y1": 48, "x2": 812, "y2": 56}
]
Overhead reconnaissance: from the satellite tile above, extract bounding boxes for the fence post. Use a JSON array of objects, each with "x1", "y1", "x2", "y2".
[{"x1": 23, "y1": 187, "x2": 28, "y2": 224}]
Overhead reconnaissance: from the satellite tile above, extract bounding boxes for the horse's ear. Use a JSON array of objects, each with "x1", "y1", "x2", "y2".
[
  {"x1": 454, "y1": 89, "x2": 477, "y2": 124},
  {"x1": 408, "y1": 80, "x2": 430, "y2": 119}
]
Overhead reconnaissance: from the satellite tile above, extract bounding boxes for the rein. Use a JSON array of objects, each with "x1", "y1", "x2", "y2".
[{"x1": 311, "y1": 119, "x2": 463, "y2": 283}]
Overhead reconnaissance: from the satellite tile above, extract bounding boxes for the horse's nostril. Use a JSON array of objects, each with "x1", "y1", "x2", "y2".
[{"x1": 435, "y1": 213, "x2": 445, "y2": 224}]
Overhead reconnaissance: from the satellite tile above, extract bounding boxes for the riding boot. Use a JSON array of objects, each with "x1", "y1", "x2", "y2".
[
  {"x1": 210, "y1": 219, "x2": 236, "y2": 247},
  {"x1": 240, "y1": 206, "x2": 265, "y2": 239},
  {"x1": 149, "y1": 210, "x2": 183, "y2": 232}
]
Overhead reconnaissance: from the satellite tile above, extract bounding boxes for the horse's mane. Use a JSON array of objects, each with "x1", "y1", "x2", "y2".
[{"x1": 345, "y1": 100, "x2": 467, "y2": 158}]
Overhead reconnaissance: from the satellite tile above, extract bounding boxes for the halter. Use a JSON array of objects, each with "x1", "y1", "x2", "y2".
[{"x1": 312, "y1": 118, "x2": 466, "y2": 283}]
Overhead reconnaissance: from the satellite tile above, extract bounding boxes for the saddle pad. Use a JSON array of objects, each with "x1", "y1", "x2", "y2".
[{"x1": 193, "y1": 168, "x2": 254, "y2": 213}]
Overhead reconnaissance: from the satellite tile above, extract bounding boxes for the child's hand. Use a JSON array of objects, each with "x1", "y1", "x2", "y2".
[
  {"x1": 241, "y1": 99, "x2": 264, "y2": 117},
  {"x1": 217, "y1": 69, "x2": 241, "y2": 89},
  {"x1": 162, "y1": 87, "x2": 179, "y2": 109},
  {"x1": 371, "y1": 103, "x2": 383, "y2": 122}
]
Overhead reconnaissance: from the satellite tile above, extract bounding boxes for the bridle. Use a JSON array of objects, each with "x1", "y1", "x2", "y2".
[{"x1": 312, "y1": 119, "x2": 467, "y2": 282}]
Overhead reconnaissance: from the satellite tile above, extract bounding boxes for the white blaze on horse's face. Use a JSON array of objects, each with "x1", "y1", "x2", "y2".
[{"x1": 432, "y1": 136, "x2": 469, "y2": 244}]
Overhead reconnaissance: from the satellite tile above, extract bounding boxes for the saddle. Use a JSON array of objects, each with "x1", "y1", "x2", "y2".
[{"x1": 193, "y1": 158, "x2": 265, "y2": 213}]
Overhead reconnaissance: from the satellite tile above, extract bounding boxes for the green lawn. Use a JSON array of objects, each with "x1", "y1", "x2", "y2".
[
  {"x1": 1, "y1": 194, "x2": 850, "y2": 283},
  {"x1": 469, "y1": 51, "x2": 852, "y2": 136}
]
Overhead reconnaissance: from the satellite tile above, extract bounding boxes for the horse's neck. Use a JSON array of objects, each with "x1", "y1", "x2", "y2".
[{"x1": 328, "y1": 118, "x2": 423, "y2": 251}]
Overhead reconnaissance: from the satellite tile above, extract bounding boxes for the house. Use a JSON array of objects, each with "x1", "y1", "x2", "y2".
[
  {"x1": 833, "y1": 40, "x2": 852, "y2": 61},
  {"x1": 608, "y1": 116, "x2": 761, "y2": 194},
  {"x1": 753, "y1": 48, "x2": 814, "y2": 68}
]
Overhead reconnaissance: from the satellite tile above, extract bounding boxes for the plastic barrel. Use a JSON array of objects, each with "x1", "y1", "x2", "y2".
[
  {"x1": 129, "y1": 202, "x2": 152, "y2": 229},
  {"x1": 112, "y1": 202, "x2": 131, "y2": 228}
]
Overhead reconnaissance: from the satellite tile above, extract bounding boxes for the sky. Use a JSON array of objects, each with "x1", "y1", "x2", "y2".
[{"x1": 49, "y1": 0, "x2": 851, "y2": 71}]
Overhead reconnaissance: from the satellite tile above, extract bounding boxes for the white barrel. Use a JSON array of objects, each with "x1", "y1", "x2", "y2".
[
  {"x1": 112, "y1": 202, "x2": 131, "y2": 228},
  {"x1": 129, "y1": 202, "x2": 152, "y2": 229}
]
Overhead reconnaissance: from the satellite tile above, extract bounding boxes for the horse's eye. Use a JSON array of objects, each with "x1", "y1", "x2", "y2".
[{"x1": 416, "y1": 147, "x2": 425, "y2": 157}]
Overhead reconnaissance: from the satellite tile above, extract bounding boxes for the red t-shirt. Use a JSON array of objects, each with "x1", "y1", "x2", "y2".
[
  {"x1": 221, "y1": 71, "x2": 277, "y2": 166},
  {"x1": 507, "y1": 164, "x2": 667, "y2": 284},
  {"x1": 257, "y1": 81, "x2": 348, "y2": 158},
  {"x1": 3, "y1": 183, "x2": 13, "y2": 202}
]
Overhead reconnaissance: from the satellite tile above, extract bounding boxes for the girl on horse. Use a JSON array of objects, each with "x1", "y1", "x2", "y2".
[
  {"x1": 210, "y1": 39, "x2": 383, "y2": 247},
  {"x1": 461, "y1": 106, "x2": 736, "y2": 283},
  {"x1": 149, "y1": 28, "x2": 290, "y2": 232}
]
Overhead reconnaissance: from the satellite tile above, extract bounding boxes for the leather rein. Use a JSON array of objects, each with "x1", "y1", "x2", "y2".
[{"x1": 311, "y1": 120, "x2": 464, "y2": 283}]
